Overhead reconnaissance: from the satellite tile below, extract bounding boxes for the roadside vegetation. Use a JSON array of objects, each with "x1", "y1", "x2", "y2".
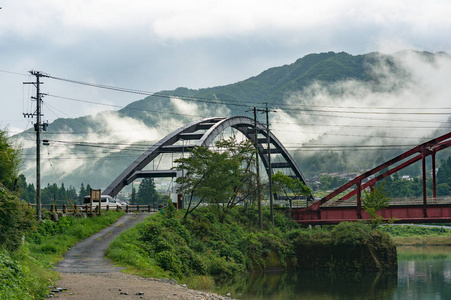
[
  {"x1": 0, "y1": 204, "x2": 124, "y2": 299},
  {"x1": 107, "y1": 204, "x2": 397, "y2": 291}
]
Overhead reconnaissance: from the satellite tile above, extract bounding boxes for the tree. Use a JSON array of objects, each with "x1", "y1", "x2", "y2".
[
  {"x1": 78, "y1": 183, "x2": 86, "y2": 204},
  {"x1": 131, "y1": 186, "x2": 137, "y2": 203},
  {"x1": 272, "y1": 171, "x2": 311, "y2": 207},
  {"x1": 17, "y1": 174, "x2": 35, "y2": 203},
  {"x1": 136, "y1": 178, "x2": 158, "y2": 206},
  {"x1": 173, "y1": 137, "x2": 256, "y2": 219},
  {"x1": 0, "y1": 128, "x2": 22, "y2": 190},
  {"x1": 362, "y1": 184, "x2": 390, "y2": 229}
]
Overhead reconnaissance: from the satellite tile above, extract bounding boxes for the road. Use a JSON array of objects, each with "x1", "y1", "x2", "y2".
[{"x1": 55, "y1": 213, "x2": 149, "y2": 273}]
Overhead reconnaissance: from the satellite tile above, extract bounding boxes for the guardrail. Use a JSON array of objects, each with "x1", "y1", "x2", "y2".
[{"x1": 28, "y1": 203, "x2": 159, "y2": 214}]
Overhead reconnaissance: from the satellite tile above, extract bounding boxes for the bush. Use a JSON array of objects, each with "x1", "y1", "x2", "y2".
[
  {"x1": 0, "y1": 186, "x2": 37, "y2": 252},
  {"x1": 0, "y1": 250, "x2": 46, "y2": 300}
]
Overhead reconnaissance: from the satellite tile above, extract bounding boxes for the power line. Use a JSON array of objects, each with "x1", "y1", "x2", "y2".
[{"x1": 47, "y1": 74, "x2": 451, "y2": 115}]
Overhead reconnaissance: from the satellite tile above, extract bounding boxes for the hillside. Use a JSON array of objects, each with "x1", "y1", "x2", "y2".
[{"x1": 15, "y1": 51, "x2": 451, "y2": 193}]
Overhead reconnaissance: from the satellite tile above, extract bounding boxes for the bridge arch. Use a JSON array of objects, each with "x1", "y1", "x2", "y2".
[{"x1": 103, "y1": 116, "x2": 308, "y2": 198}]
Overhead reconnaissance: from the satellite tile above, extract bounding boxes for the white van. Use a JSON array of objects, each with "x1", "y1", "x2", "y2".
[{"x1": 83, "y1": 195, "x2": 122, "y2": 210}]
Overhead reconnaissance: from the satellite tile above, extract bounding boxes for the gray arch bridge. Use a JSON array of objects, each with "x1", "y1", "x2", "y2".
[{"x1": 103, "y1": 116, "x2": 309, "y2": 199}]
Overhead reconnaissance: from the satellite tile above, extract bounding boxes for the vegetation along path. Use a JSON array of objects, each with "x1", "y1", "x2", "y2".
[{"x1": 54, "y1": 213, "x2": 230, "y2": 300}]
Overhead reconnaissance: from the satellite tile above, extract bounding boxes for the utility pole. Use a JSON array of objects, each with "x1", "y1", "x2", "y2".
[
  {"x1": 24, "y1": 70, "x2": 49, "y2": 221},
  {"x1": 249, "y1": 104, "x2": 276, "y2": 225},
  {"x1": 264, "y1": 102, "x2": 274, "y2": 225},
  {"x1": 252, "y1": 107, "x2": 262, "y2": 229}
]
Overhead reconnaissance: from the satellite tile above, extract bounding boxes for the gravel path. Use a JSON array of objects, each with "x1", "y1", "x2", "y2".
[{"x1": 52, "y1": 213, "x2": 230, "y2": 300}]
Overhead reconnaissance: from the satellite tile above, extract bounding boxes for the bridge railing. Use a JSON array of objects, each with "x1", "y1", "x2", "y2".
[
  {"x1": 322, "y1": 196, "x2": 451, "y2": 207},
  {"x1": 28, "y1": 203, "x2": 159, "y2": 214}
]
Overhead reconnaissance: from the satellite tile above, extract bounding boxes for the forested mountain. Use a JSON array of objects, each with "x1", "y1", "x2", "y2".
[{"x1": 15, "y1": 51, "x2": 451, "y2": 191}]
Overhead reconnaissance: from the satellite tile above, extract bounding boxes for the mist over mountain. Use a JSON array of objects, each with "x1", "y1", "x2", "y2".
[{"x1": 15, "y1": 51, "x2": 451, "y2": 191}]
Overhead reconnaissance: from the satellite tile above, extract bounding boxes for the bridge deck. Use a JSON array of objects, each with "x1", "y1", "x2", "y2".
[{"x1": 293, "y1": 197, "x2": 451, "y2": 225}]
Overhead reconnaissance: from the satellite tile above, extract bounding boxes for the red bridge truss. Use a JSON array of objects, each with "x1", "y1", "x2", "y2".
[{"x1": 293, "y1": 131, "x2": 451, "y2": 225}]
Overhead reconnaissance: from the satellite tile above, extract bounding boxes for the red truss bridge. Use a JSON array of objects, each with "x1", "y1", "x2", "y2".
[{"x1": 293, "y1": 131, "x2": 451, "y2": 225}]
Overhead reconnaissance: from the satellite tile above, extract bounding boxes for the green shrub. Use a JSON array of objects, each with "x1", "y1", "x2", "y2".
[
  {"x1": 155, "y1": 250, "x2": 183, "y2": 275},
  {"x1": 0, "y1": 250, "x2": 47, "y2": 300},
  {"x1": 0, "y1": 187, "x2": 37, "y2": 252},
  {"x1": 331, "y1": 222, "x2": 372, "y2": 246}
]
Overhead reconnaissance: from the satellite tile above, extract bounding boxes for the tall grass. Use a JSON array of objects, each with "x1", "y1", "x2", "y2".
[{"x1": 1, "y1": 211, "x2": 124, "y2": 299}]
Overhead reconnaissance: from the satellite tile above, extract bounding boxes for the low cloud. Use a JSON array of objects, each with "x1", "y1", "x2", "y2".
[{"x1": 272, "y1": 51, "x2": 451, "y2": 149}]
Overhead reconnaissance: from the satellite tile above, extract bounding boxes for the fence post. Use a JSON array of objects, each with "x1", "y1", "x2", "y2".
[
  {"x1": 51, "y1": 204, "x2": 55, "y2": 213},
  {"x1": 126, "y1": 205, "x2": 129, "y2": 213},
  {"x1": 63, "y1": 204, "x2": 67, "y2": 214},
  {"x1": 106, "y1": 205, "x2": 109, "y2": 212},
  {"x1": 148, "y1": 205, "x2": 151, "y2": 213},
  {"x1": 137, "y1": 205, "x2": 140, "y2": 212}
]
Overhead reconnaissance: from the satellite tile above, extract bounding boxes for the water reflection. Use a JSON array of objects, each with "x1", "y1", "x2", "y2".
[
  {"x1": 216, "y1": 269, "x2": 397, "y2": 299},
  {"x1": 394, "y1": 246, "x2": 451, "y2": 300},
  {"x1": 214, "y1": 246, "x2": 451, "y2": 300}
]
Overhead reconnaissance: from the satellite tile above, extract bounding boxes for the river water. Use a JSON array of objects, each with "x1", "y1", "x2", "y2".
[{"x1": 216, "y1": 246, "x2": 451, "y2": 300}]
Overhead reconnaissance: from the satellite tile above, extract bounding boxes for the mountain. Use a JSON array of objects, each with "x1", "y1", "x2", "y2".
[{"x1": 15, "y1": 51, "x2": 451, "y2": 192}]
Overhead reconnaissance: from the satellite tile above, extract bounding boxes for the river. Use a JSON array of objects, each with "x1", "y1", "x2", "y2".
[{"x1": 214, "y1": 246, "x2": 451, "y2": 300}]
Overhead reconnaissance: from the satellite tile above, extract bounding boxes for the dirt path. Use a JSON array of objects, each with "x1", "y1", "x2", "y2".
[{"x1": 53, "y1": 213, "x2": 230, "y2": 299}]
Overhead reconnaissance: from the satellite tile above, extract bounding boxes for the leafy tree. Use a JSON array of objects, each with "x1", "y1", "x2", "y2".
[
  {"x1": 173, "y1": 137, "x2": 256, "y2": 219},
  {"x1": 362, "y1": 184, "x2": 390, "y2": 229},
  {"x1": 272, "y1": 171, "x2": 311, "y2": 207},
  {"x1": 319, "y1": 174, "x2": 347, "y2": 190},
  {"x1": 131, "y1": 186, "x2": 136, "y2": 203},
  {"x1": 17, "y1": 174, "x2": 36, "y2": 203},
  {"x1": 78, "y1": 183, "x2": 87, "y2": 204},
  {"x1": 0, "y1": 128, "x2": 22, "y2": 190},
  {"x1": 136, "y1": 178, "x2": 158, "y2": 206},
  {"x1": 437, "y1": 156, "x2": 451, "y2": 186}
]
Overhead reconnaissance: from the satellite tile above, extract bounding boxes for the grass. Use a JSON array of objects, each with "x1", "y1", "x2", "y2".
[
  {"x1": 1, "y1": 211, "x2": 124, "y2": 299},
  {"x1": 106, "y1": 205, "x2": 397, "y2": 295},
  {"x1": 379, "y1": 225, "x2": 451, "y2": 246},
  {"x1": 397, "y1": 246, "x2": 451, "y2": 260}
]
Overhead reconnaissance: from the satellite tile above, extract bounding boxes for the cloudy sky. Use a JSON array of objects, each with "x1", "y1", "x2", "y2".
[{"x1": 1, "y1": 0, "x2": 451, "y2": 135}]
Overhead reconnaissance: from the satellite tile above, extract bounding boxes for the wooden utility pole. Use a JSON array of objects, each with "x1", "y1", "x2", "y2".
[{"x1": 24, "y1": 70, "x2": 48, "y2": 221}]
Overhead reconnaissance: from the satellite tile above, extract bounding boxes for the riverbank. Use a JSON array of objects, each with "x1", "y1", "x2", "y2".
[
  {"x1": 392, "y1": 235, "x2": 451, "y2": 246},
  {"x1": 55, "y1": 272, "x2": 232, "y2": 300},
  {"x1": 379, "y1": 224, "x2": 451, "y2": 246},
  {"x1": 107, "y1": 205, "x2": 397, "y2": 291}
]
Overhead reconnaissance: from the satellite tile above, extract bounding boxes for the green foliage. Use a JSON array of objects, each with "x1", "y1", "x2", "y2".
[
  {"x1": 0, "y1": 128, "x2": 22, "y2": 190},
  {"x1": 0, "y1": 211, "x2": 123, "y2": 299},
  {"x1": 293, "y1": 222, "x2": 396, "y2": 271},
  {"x1": 27, "y1": 212, "x2": 124, "y2": 266},
  {"x1": 135, "y1": 178, "x2": 160, "y2": 206},
  {"x1": 379, "y1": 225, "x2": 451, "y2": 237},
  {"x1": 331, "y1": 222, "x2": 372, "y2": 246},
  {"x1": 0, "y1": 186, "x2": 37, "y2": 252},
  {"x1": 108, "y1": 205, "x2": 397, "y2": 284},
  {"x1": 318, "y1": 174, "x2": 348, "y2": 191},
  {"x1": 362, "y1": 184, "x2": 390, "y2": 228},
  {"x1": 0, "y1": 250, "x2": 43, "y2": 300},
  {"x1": 173, "y1": 137, "x2": 256, "y2": 218},
  {"x1": 272, "y1": 171, "x2": 312, "y2": 207}
]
